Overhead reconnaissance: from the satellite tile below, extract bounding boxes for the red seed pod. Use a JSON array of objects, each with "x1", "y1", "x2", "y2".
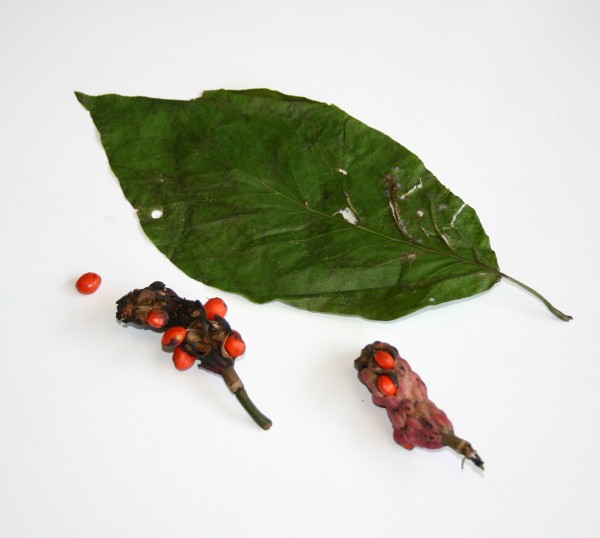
[
  {"x1": 374, "y1": 350, "x2": 394, "y2": 369},
  {"x1": 161, "y1": 326, "x2": 187, "y2": 348},
  {"x1": 172, "y1": 346, "x2": 196, "y2": 371},
  {"x1": 147, "y1": 309, "x2": 169, "y2": 328},
  {"x1": 355, "y1": 342, "x2": 484, "y2": 470},
  {"x1": 76, "y1": 272, "x2": 102, "y2": 294},
  {"x1": 204, "y1": 297, "x2": 228, "y2": 321},
  {"x1": 224, "y1": 330, "x2": 246, "y2": 358}
]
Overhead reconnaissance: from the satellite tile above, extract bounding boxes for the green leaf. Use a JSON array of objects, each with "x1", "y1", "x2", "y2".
[{"x1": 76, "y1": 89, "x2": 570, "y2": 321}]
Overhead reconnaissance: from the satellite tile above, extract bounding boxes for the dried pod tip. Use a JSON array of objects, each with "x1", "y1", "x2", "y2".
[{"x1": 442, "y1": 432, "x2": 485, "y2": 470}]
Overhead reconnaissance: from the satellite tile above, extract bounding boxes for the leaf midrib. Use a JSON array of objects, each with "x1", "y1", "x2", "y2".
[{"x1": 232, "y1": 167, "x2": 498, "y2": 277}]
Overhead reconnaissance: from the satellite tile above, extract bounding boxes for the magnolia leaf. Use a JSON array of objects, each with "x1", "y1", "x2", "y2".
[{"x1": 76, "y1": 89, "x2": 570, "y2": 321}]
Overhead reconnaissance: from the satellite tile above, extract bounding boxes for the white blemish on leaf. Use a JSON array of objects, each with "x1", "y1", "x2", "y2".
[
  {"x1": 416, "y1": 209, "x2": 424, "y2": 218},
  {"x1": 439, "y1": 233, "x2": 455, "y2": 250},
  {"x1": 335, "y1": 190, "x2": 359, "y2": 225},
  {"x1": 337, "y1": 168, "x2": 348, "y2": 175},
  {"x1": 450, "y1": 202, "x2": 466, "y2": 228},
  {"x1": 151, "y1": 209, "x2": 163, "y2": 219},
  {"x1": 399, "y1": 178, "x2": 423, "y2": 200},
  {"x1": 335, "y1": 206, "x2": 359, "y2": 225}
]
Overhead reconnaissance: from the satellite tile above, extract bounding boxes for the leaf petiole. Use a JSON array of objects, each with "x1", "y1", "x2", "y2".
[{"x1": 500, "y1": 273, "x2": 572, "y2": 321}]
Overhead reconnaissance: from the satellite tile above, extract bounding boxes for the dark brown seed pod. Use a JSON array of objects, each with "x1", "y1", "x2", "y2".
[{"x1": 116, "y1": 282, "x2": 271, "y2": 430}]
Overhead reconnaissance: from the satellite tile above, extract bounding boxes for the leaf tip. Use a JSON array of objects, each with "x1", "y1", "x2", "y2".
[{"x1": 74, "y1": 91, "x2": 94, "y2": 110}]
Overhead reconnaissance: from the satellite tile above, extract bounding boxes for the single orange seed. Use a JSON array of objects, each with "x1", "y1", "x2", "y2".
[
  {"x1": 161, "y1": 326, "x2": 187, "y2": 348},
  {"x1": 204, "y1": 297, "x2": 228, "y2": 321},
  {"x1": 147, "y1": 309, "x2": 169, "y2": 328},
  {"x1": 224, "y1": 330, "x2": 246, "y2": 358},
  {"x1": 172, "y1": 346, "x2": 196, "y2": 371},
  {"x1": 377, "y1": 374, "x2": 397, "y2": 396},
  {"x1": 75, "y1": 272, "x2": 101, "y2": 294},
  {"x1": 374, "y1": 350, "x2": 395, "y2": 369}
]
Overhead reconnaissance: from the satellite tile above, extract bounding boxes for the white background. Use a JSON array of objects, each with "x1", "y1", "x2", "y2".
[{"x1": 1, "y1": 1, "x2": 599, "y2": 537}]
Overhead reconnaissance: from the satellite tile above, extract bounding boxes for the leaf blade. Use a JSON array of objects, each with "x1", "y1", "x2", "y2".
[{"x1": 77, "y1": 89, "x2": 501, "y2": 320}]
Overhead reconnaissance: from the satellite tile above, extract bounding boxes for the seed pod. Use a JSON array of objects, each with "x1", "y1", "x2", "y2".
[
  {"x1": 115, "y1": 281, "x2": 271, "y2": 430},
  {"x1": 355, "y1": 342, "x2": 484, "y2": 469}
]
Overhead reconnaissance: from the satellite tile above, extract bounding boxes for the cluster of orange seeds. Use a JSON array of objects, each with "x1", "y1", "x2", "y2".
[{"x1": 144, "y1": 296, "x2": 246, "y2": 371}]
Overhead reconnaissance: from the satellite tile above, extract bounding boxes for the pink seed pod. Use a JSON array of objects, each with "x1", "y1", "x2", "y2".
[{"x1": 355, "y1": 341, "x2": 484, "y2": 469}]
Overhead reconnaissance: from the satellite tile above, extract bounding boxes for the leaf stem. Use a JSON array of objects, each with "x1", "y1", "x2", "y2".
[
  {"x1": 222, "y1": 367, "x2": 272, "y2": 430},
  {"x1": 500, "y1": 273, "x2": 572, "y2": 322}
]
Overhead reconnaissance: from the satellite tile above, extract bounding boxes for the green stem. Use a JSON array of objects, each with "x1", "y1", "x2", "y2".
[
  {"x1": 222, "y1": 366, "x2": 272, "y2": 430},
  {"x1": 234, "y1": 388, "x2": 272, "y2": 430},
  {"x1": 500, "y1": 273, "x2": 572, "y2": 322}
]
